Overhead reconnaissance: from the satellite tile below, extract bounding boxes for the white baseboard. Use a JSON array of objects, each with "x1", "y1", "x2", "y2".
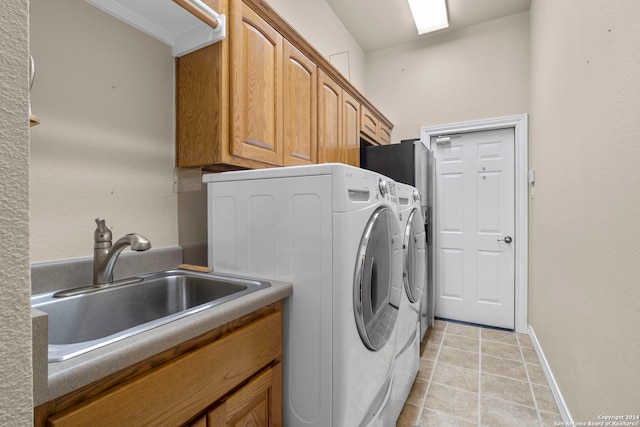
[{"x1": 528, "y1": 326, "x2": 573, "y2": 423}]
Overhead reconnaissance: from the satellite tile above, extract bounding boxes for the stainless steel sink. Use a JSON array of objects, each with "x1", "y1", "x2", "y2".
[{"x1": 31, "y1": 269, "x2": 270, "y2": 362}]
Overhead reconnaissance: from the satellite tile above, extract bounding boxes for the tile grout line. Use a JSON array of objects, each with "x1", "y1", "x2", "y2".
[
  {"x1": 477, "y1": 328, "x2": 483, "y2": 427},
  {"x1": 518, "y1": 333, "x2": 543, "y2": 424},
  {"x1": 414, "y1": 321, "x2": 447, "y2": 425},
  {"x1": 477, "y1": 371, "x2": 532, "y2": 385},
  {"x1": 475, "y1": 350, "x2": 536, "y2": 384},
  {"x1": 474, "y1": 394, "x2": 541, "y2": 411}
]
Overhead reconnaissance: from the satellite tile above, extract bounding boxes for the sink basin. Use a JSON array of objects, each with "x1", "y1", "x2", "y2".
[{"x1": 31, "y1": 269, "x2": 270, "y2": 361}]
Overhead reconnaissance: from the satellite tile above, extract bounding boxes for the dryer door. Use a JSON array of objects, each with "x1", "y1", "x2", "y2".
[
  {"x1": 354, "y1": 206, "x2": 402, "y2": 351},
  {"x1": 403, "y1": 208, "x2": 427, "y2": 303}
]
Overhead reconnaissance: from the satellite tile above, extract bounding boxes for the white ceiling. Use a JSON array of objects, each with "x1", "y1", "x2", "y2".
[{"x1": 324, "y1": 0, "x2": 531, "y2": 53}]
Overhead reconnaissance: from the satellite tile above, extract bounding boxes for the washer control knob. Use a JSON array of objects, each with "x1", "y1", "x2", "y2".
[
  {"x1": 412, "y1": 189, "x2": 420, "y2": 203},
  {"x1": 379, "y1": 179, "x2": 390, "y2": 196}
]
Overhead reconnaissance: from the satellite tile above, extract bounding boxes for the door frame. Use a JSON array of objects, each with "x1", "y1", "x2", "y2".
[{"x1": 421, "y1": 114, "x2": 528, "y2": 333}]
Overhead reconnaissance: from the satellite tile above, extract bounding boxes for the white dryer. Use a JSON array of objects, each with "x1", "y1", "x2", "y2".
[
  {"x1": 386, "y1": 182, "x2": 426, "y2": 422},
  {"x1": 203, "y1": 164, "x2": 403, "y2": 427}
]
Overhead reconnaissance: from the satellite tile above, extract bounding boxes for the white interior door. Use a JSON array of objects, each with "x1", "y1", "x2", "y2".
[{"x1": 432, "y1": 128, "x2": 515, "y2": 329}]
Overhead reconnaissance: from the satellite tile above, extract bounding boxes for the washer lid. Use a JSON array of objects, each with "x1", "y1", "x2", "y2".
[
  {"x1": 403, "y1": 208, "x2": 427, "y2": 303},
  {"x1": 353, "y1": 206, "x2": 402, "y2": 351}
]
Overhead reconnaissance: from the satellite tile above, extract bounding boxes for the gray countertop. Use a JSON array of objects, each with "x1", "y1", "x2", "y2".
[{"x1": 33, "y1": 277, "x2": 292, "y2": 406}]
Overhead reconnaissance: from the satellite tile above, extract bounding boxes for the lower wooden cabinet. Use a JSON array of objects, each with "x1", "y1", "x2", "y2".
[
  {"x1": 203, "y1": 363, "x2": 281, "y2": 426},
  {"x1": 36, "y1": 303, "x2": 283, "y2": 427}
]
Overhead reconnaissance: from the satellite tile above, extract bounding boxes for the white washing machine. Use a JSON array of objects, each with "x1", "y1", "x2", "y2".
[
  {"x1": 203, "y1": 163, "x2": 403, "y2": 427},
  {"x1": 386, "y1": 182, "x2": 426, "y2": 422}
]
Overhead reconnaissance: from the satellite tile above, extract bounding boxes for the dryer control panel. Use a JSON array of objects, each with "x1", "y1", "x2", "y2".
[{"x1": 377, "y1": 178, "x2": 397, "y2": 202}]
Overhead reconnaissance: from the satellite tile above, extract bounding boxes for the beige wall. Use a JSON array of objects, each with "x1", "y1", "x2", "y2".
[
  {"x1": 529, "y1": 0, "x2": 640, "y2": 419},
  {"x1": 365, "y1": 12, "x2": 530, "y2": 142},
  {"x1": 29, "y1": 0, "x2": 178, "y2": 262},
  {"x1": 265, "y1": 0, "x2": 366, "y2": 92},
  {"x1": 0, "y1": 0, "x2": 33, "y2": 424}
]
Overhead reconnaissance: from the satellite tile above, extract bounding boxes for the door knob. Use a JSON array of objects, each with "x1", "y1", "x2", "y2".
[{"x1": 497, "y1": 236, "x2": 513, "y2": 244}]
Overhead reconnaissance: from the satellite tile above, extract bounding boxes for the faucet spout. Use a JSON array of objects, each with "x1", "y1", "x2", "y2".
[
  {"x1": 113, "y1": 233, "x2": 152, "y2": 252},
  {"x1": 93, "y1": 219, "x2": 151, "y2": 286}
]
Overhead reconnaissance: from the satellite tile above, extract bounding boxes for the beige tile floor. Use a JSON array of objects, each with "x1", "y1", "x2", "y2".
[{"x1": 397, "y1": 319, "x2": 564, "y2": 426}]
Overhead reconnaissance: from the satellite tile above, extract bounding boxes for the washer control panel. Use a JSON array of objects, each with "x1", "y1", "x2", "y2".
[
  {"x1": 378, "y1": 178, "x2": 390, "y2": 196},
  {"x1": 377, "y1": 178, "x2": 397, "y2": 201}
]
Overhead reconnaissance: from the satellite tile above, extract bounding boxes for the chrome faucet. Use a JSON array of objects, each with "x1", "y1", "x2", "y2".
[{"x1": 93, "y1": 218, "x2": 151, "y2": 286}]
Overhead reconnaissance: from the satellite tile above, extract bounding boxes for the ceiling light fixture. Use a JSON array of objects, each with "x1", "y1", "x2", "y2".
[{"x1": 407, "y1": 0, "x2": 449, "y2": 35}]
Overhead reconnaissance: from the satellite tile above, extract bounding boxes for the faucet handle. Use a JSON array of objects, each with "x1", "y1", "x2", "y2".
[{"x1": 94, "y1": 218, "x2": 112, "y2": 245}]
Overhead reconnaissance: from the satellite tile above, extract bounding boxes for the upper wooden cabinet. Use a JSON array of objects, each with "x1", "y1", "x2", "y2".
[
  {"x1": 231, "y1": 3, "x2": 284, "y2": 166},
  {"x1": 176, "y1": 0, "x2": 224, "y2": 169},
  {"x1": 379, "y1": 122, "x2": 392, "y2": 145},
  {"x1": 283, "y1": 41, "x2": 317, "y2": 166},
  {"x1": 317, "y1": 71, "x2": 341, "y2": 164},
  {"x1": 317, "y1": 71, "x2": 360, "y2": 167},
  {"x1": 360, "y1": 106, "x2": 379, "y2": 142},
  {"x1": 176, "y1": 0, "x2": 392, "y2": 170},
  {"x1": 177, "y1": 0, "x2": 284, "y2": 170},
  {"x1": 342, "y1": 90, "x2": 360, "y2": 167},
  {"x1": 360, "y1": 105, "x2": 392, "y2": 146}
]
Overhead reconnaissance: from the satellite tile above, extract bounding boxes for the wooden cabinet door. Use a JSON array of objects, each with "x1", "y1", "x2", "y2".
[
  {"x1": 188, "y1": 414, "x2": 208, "y2": 427},
  {"x1": 230, "y1": 2, "x2": 283, "y2": 166},
  {"x1": 208, "y1": 364, "x2": 282, "y2": 427},
  {"x1": 317, "y1": 70, "x2": 342, "y2": 164},
  {"x1": 282, "y1": 41, "x2": 317, "y2": 166},
  {"x1": 379, "y1": 122, "x2": 392, "y2": 145},
  {"x1": 360, "y1": 105, "x2": 379, "y2": 142},
  {"x1": 342, "y1": 91, "x2": 360, "y2": 167}
]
